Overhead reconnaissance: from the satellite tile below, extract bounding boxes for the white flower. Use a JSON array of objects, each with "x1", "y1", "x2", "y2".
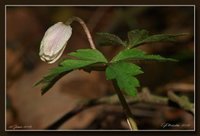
[{"x1": 39, "y1": 22, "x2": 72, "y2": 64}]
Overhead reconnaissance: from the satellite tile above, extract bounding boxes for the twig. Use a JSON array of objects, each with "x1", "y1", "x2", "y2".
[
  {"x1": 46, "y1": 88, "x2": 194, "y2": 129},
  {"x1": 168, "y1": 91, "x2": 194, "y2": 115},
  {"x1": 47, "y1": 99, "x2": 96, "y2": 129}
]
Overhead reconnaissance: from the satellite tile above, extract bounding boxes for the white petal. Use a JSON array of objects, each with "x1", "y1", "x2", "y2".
[{"x1": 39, "y1": 22, "x2": 72, "y2": 63}]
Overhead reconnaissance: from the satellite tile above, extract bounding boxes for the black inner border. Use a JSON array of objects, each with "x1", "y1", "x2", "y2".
[{"x1": 0, "y1": 0, "x2": 199, "y2": 136}]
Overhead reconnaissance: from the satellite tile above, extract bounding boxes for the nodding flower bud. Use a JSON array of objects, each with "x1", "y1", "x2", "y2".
[{"x1": 39, "y1": 22, "x2": 72, "y2": 64}]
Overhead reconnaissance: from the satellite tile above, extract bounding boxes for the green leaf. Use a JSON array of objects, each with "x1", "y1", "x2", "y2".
[
  {"x1": 35, "y1": 49, "x2": 108, "y2": 95},
  {"x1": 96, "y1": 32, "x2": 126, "y2": 46},
  {"x1": 34, "y1": 59, "x2": 100, "y2": 95},
  {"x1": 68, "y1": 49, "x2": 108, "y2": 63},
  {"x1": 128, "y1": 29, "x2": 149, "y2": 47},
  {"x1": 128, "y1": 29, "x2": 183, "y2": 47},
  {"x1": 112, "y1": 49, "x2": 177, "y2": 62},
  {"x1": 106, "y1": 62, "x2": 143, "y2": 96}
]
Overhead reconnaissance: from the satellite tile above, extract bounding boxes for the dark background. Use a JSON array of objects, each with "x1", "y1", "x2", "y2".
[{"x1": 1, "y1": 0, "x2": 199, "y2": 136}]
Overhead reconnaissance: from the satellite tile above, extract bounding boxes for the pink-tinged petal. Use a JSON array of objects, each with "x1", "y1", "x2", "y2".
[{"x1": 39, "y1": 22, "x2": 72, "y2": 63}]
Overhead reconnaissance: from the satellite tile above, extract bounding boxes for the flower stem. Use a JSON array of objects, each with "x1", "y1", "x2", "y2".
[
  {"x1": 112, "y1": 80, "x2": 138, "y2": 130},
  {"x1": 65, "y1": 16, "x2": 96, "y2": 49}
]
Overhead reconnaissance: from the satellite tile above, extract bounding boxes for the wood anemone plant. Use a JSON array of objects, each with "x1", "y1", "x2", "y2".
[{"x1": 35, "y1": 16, "x2": 185, "y2": 130}]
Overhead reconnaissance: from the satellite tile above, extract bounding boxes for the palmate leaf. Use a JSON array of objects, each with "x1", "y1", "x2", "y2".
[
  {"x1": 112, "y1": 48, "x2": 177, "y2": 62},
  {"x1": 68, "y1": 49, "x2": 107, "y2": 63},
  {"x1": 34, "y1": 49, "x2": 108, "y2": 95},
  {"x1": 106, "y1": 62, "x2": 143, "y2": 96},
  {"x1": 128, "y1": 29, "x2": 149, "y2": 47},
  {"x1": 128, "y1": 29, "x2": 183, "y2": 47},
  {"x1": 96, "y1": 32, "x2": 126, "y2": 46}
]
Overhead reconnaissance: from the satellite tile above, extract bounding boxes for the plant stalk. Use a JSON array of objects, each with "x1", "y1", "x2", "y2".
[
  {"x1": 65, "y1": 16, "x2": 96, "y2": 49},
  {"x1": 112, "y1": 80, "x2": 138, "y2": 130}
]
